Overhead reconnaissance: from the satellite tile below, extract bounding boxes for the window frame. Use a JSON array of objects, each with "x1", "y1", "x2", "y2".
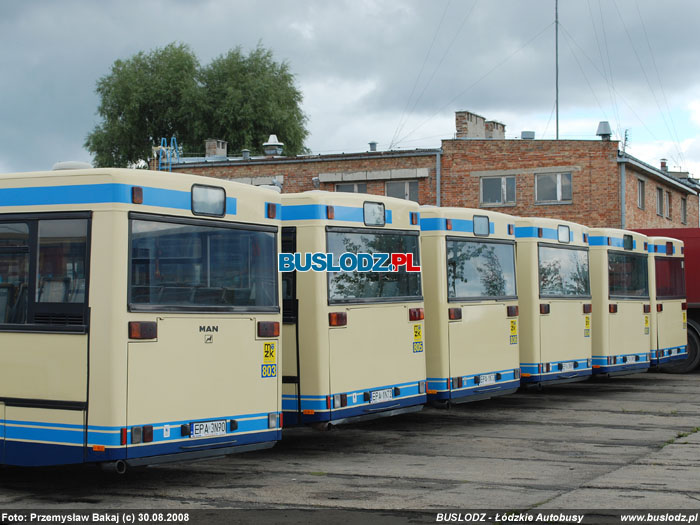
[
  {"x1": 637, "y1": 179, "x2": 645, "y2": 209},
  {"x1": 654, "y1": 256, "x2": 686, "y2": 300},
  {"x1": 0, "y1": 211, "x2": 91, "y2": 333},
  {"x1": 537, "y1": 242, "x2": 591, "y2": 299},
  {"x1": 656, "y1": 187, "x2": 664, "y2": 216},
  {"x1": 681, "y1": 197, "x2": 688, "y2": 224},
  {"x1": 535, "y1": 172, "x2": 572, "y2": 204},
  {"x1": 385, "y1": 180, "x2": 419, "y2": 202},
  {"x1": 479, "y1": 176, "x2": 516, "y2": 207},
  {"x1": 665, "y1": 191, "x2": 672, "y2": 220},
  {"x1": 127, "y1": 211, "x2": 279, "y2": 314},
  {"x1": 325, "y1": 225, "x2": 423, "y2": 305},
  {"x1": 607, "y1": 250, "x2": 649, "y2": 300},
  {"x1": 445, "y1": 236, "x2": 517, "y2": 302},
  {"x1": 335, "y1": 182, "x2": 367, "y2": 194}
]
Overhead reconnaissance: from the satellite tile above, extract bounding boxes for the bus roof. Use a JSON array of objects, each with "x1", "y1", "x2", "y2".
[
  {"x1": 588, "y1": 228, "x2": 648, "y2": 254},
  {"x1": 419, "y1": 206, "x2": 515, "y2": 239}
]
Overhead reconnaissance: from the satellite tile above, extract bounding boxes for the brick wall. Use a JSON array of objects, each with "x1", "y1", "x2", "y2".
[
  {"x1": 439, "y1": 139, "x2": 622, "y2": 228},
  {"x1": 624, "y1": 165, "x2": 699, "y2": 228}
]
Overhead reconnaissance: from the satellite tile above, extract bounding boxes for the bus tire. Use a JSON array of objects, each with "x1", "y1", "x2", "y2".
[{"x1": 661, "y1": 324, "x2": 700, "y2": 374}]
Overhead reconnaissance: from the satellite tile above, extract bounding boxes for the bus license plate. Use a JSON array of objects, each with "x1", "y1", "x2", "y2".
[
  {"x1": 191, "y1": 419, "x2": 227, "y2": 439},
  {"x1": 479, "y1": 373, "x2": 496, "y2": 386},
  {"x1": 370, "y1": 388, "x2": 393, "y2": 404},
  {"x1": 562, "y1": 362, "x2": 574, "y2": 372}
]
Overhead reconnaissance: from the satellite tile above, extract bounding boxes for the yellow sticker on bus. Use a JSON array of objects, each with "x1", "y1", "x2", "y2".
[
  {"x1": 584, "y1": 315, "x2": 591, "y2": 338},
  {"x1": 509, "y1": 320, "x2": 518, "y2": 345},
  {"x1": 413, "y1": 324, "x2": 423, "y2": 342},
  {"x1": 263, "y1": 342, "x2": 277, "y2": 364},
  {"x1": 644, "y1": 315, "x2": 650, "y2": 335}
]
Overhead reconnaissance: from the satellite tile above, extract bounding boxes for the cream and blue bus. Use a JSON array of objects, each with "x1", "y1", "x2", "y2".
[
  {"x1": 280, "y1": 191, "x2": 426, "y2": 427},
  {"x1": 647, "y1": 236, "x2": 688, "y2": 367},
  {"x1": 515, "y1": 217, "x2": 593, "y2": 385},
  {"x1": 0, "y1": 167, "x2": 282, "y2": 470},
  {"x1": 420, "y1": 207, "x2": 520, "y2": 404},
  {"x1": 589, "y1": 228, "x2": 651, "y2": 375}
]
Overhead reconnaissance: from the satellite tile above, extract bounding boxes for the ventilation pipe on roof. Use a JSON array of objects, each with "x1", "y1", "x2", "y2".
[
  {"x1": 263, "y1": 135, "x2": 284, "y2": 156},
  {"x1": 660, "y1": 158, "x2": 668, "y2": 172},
  {"x1": 596, "y1": 121, "x2": 612, "y2": 141}
]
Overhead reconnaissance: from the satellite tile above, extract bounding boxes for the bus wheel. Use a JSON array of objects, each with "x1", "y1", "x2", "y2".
[{"x1": 661, "y1": 327, "x2": 700, "y2": 374}]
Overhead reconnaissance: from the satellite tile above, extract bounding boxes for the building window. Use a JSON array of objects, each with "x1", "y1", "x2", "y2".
[
  {"x1": 535, "y1": 172, "x2": 572, "y2": 203},
  {"x1": 656, "y1": 188, "x2": 664, "y2": 216},
  {"x1": 480, "y1": 176, "x2": 516, "y2": 206},
  {"x1": 637, "y1": 179, "x2": 645, "y2": 209},
  {"x1": 386, "y1": 180, "x2": 419, "y2": 202},
  {"x1": 665, "y1": 191, "x2": 671, "y2": 219},
  {"x1": 336, "y1": 183, "x2": 367, "y2": 193},
  {"x1": 682, "y1": 197, "x2": 688, "y2": 224}
]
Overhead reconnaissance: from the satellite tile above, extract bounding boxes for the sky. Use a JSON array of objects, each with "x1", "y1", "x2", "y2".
[{"x1": 1, "y1": 0, "x2": 699, "y2": 176}]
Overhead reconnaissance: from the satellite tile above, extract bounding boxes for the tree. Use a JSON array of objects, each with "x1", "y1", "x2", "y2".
[{"x1": 85, "y1": 43, "x2": 308, "y2": 167}]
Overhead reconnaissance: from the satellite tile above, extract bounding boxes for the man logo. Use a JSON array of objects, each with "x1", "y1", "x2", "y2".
[{"x1": 199, "y1": 325, "x2": 219, "y2": 333}]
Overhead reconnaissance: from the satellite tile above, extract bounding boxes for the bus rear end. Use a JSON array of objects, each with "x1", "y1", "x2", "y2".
[
  {"x1": 648, "y1": 237, "x2": 687, "y2": 366},
  {"x1": 281, "y1": 193, "x2": 426, "y2": 426}
]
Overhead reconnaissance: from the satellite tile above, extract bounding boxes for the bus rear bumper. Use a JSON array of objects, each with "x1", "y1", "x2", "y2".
[{"x1": 651, "y1": 346, "x2": 687, "y2": 366}]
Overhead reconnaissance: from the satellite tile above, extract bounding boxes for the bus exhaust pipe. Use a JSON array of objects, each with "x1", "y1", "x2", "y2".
[{"x1": 101, "y1": 460, "x2": 127, "y2": 474}]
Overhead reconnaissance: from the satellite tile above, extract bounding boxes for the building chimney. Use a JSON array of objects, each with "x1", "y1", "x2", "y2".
[
  {"x1": 263, "y1": 135, "x2": 284, "y2": 156},
  {"x1": 485, "y1": 121, "x2": 506, "y2": 139},
  {"x1": 455, "y1": 110, "x2": 486, "y2": 139},
  {"x1": 369, "y1": 141, "x2": 377, "y2": 152},
  {"x1": 242, "y1": 149, "x2": 250, "y2": 161},
  {"x1": 205, "y1": 139, "x2": 227, "y2": 157},
  {"x1": 596, "y1": 121, "x2": 612, "y2": 141},
  {"x1": 660, "y1": 158, "x2": 668, "y2": 172}
]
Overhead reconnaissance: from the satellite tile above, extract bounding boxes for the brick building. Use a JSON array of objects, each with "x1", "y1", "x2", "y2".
[{"x1": 154, "y1": 110, "x2": 698, "y2": 229}]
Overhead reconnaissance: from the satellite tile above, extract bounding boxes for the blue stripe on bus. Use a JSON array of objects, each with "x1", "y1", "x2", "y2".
[
  {"x1": 514, "y1": 226, "x2": 558, "y2": 240},
  {"x1": 649, "y1": 243, "x2": 676, "y2": 255},
  {"x1": 588, "y1": 236, "x2": 637, "y2": 249},
  {"x1": 651, "y1": 345, "x2": 687, "y2": 365},
  {"x1": 426, "y1": 368, "x2": 519, "y2": 394},
  {"x1": 0, "y1": 183, "x2": 238, "y2": 216},
  {"x1": 592, "y1": 352, "x2": 650, "y2": 374},
  {"x1": 429, "y1": 379, "x2": 519, "y2": 402},
  {"x1": 281, "y1": 204, "x2": 394, "y2": 224},
  {"x1": 520, "y1": 359, "x2": 592, "y2": 383},
  {"x1": 419, "y1": 218, "x2": 495, "y2": 234}
]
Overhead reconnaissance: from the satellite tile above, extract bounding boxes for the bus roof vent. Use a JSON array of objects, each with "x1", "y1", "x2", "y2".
[{"x1": 52, "y1": 161, "x2": 92, "y2": 171}]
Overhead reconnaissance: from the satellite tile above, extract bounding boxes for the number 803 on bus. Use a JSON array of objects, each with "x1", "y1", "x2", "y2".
[{"x1": 261, "y1": 364, "x2": 277, "y2": 378}]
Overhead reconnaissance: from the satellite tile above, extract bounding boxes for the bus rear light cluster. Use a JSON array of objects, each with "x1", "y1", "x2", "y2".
[
  {"x1": 545, "y1": 363, "x2": 551, "y2": 373},
  {"x1": 181, "y1": 424, "x2": 190, "y2": 437},
  {"x1": 329, "y1": 312, "x2": 347, "y2": 326},
  {"x1": 120, "y1": 428, "x2": 127, "y2": 446},
  {"x1": 657, "y1": 304, "x2": 664, "y2": 312},
  {"x1": 644, "y1": 242, "x2": 649, "y2": 251},
  {"x1": 643, "y1": 304, "x2": 651, "y2": 313},
  {"x1": 583, "y1": 304, "x2": 592, "y2": 314},
  {"x1": 666, "y1": 242, "x2": 673, "y2": 255},
  {"x1": 507, "y1": 305, "x2": 519, "y2": 317},
  {"x1": 448, "y1": 307, "x2": 462, "y2": 320},
  {"x1": 410, "y1": 212, "x2": 419, "y2": 225},
  {"x1": 607, "y1": 237, "x2": 611, "y2": 246},
  {"x1": 268, "y1": 413, "x2": 279, "y2": 429},
  {"x1": 131, "y1": 425, "x2": 154, "y2": 444},
  {"x1": 393, "y1": 387, "x2": 401, "y2": 396},
  {"x1": 446, "y1": 219, "x2": 453, "y2": 231},
  {"x1": 418, "y1": 381, "x2": 426, "y2": 394},
  {"x1": 583, "y1": 233, "x2": 589, "y2": 243},
  {"x1": 326, "y1": 206, "x2": 334, "y2": 219},
  {"x1": 452, "y1": 377, "x2": 463, "y2": 389},
  {"x1": 514, "y1": 368, "x2": 521, "y2": 380},
  {"x1": 508, "y1": 224, "x2": 515, "y2": 235},
  {"x1": 332, "y1": 394, "x2": 348, "y2": 408},
  {"x1": 257, "y1": 321, "x2": 280, "y2": 337},
  {"x1": 540, "y1": 304, "x2": 550, "y2": 315},
  {"x1": 682, "y1": 302, "x2": 688, "y2": 310},
  {"x1": 609, "y1": 304, "x2": 618, "y2": 314},
  {"x1": 474, "y1": 375, "x2": 480, "y2": 385},
  {"x1": 537, "y1": 228, "x2": 543, "y2": 238},
  {"x1": 409, "y1": 308, "x2": 424, "y2": 321},
  {"x1": 229, "y1": 420, "x2": 238, "y2": 431},
  {"x1": 129, "y1": 321, "x2": 157, "y2": 340},
  {"x1": 266, "y1": 203, "x2": 277, "y2": 219}
]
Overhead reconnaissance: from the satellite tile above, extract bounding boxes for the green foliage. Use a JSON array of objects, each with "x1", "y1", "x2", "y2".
[{"x1": 85, "y1": 42, "x2": 308, "y2": 167}]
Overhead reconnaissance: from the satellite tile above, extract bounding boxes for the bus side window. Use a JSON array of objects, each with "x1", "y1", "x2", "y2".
[{"x1": 0, "y1": 222, "x2": 30, "y2": 325}]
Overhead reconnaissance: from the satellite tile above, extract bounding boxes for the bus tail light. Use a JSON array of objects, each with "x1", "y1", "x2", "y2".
[
  {"x1": 446, "y1": 219, "x2": 452, "y2": 230},
  {"x1": 129, "y1": 321, "x2": 157, "y2": 340},
  {"x1": 644, "y1": 242, "x2": 648, "y2": 251},
  {"x1": 507, "y1": 305, "x2": 519, "y2": 317},
  {"x1": 657, "y1": 304, "x2": 664, "y2": 312},
  {"x1": 326, "y1": 396, "x2": 331, "y2": 410},
  {"x1": 257, "y1": 321, "x2": 280, "y2": 337},
  {"x1": 508, "y1": 224, "x2": 514, "y2": 235},
  {"x1": 607, "y1": 237, "x2": 611, "y2": 246},
  {"x1": 409, "y1": 308, "x2": 424, "y2": 321},
  {"x1": 393, "y1": 387, "x2": 401, "y2": 396},
  {"x1": 326, "y1": 206, "x2": 334, "y2": 219},
  {"x1": 329, "y1": 312, "x2": 347, "y2": 326},
  {"x1": 448, "y1": 307, "x2": 462, "y2": 320},
  {"x1": 609, "y1": 304, "x2": 618, "y2": 314},
  {"x1": 540, "y1": 304, "x2": 550, "y2": 315},
  {"x1": 583, "y1": 304, "x2": 592, "y2": 314},
  {"x1": 333, "y1": 394, "x2": 341, "y2": 407},
  {"x1": 644, "y1": 304, "x2": 651, "y2": 313},
  {"x1": 266, "y1": 203, "x2": 277, "y2": 219},
  {"x1": 120, "y1": 428, "x2": 127, "y2": 446},
  {"x1": 514, "y1": 368, "x2": 521, "y2": 380},
  {"x1": 131, "y1": 186, "x2": 143, "y2": 204},
  {"x1": 545, "y1": 363, "x2": 551, "y2": 372},
  {"x1": 452, "y1": 377, "x2": 462, "y2": 389},
  {"x1": 229, "y1": 420, "x2": 238, "y2": 431},
  {"x1": 268, "y1": 413, "x2": 279, "y2": 429},
  {"x1": 583, "y1": 233, "x2": 589, "y2": 243},
  {"x1": 410, "y1": 212, "x2": 419, "y2": 225},
  {"x1": 666, "y1": 242, "x2": 673, "y2": 255},
  {"x1": 418, "y1": 381, "x2": 426, "y2": 394},
  {"x1": 682, "y1": 302, "x2": 688, "y2": 310},
  {"x1": 142, "y1": 425, "x2": 153, "y2": 443}
]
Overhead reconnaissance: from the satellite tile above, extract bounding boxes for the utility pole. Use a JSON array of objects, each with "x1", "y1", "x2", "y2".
[{"x1": 555, "y1": 0, "x2": 559, "y2": 140}]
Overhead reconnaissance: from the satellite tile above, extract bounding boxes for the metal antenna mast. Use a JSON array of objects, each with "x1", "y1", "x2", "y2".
[{"x1": 555, "y1": 0, "x2": 559, "y2": 140}]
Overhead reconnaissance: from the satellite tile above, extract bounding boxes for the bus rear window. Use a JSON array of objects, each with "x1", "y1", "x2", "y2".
[
  {"x1": 446, "y1": 239, "x2": 516, "y2": 300},
  {"x1": 130, "y1": 218, "x2": 278, "y2": 310},
  {"x1": 538, "y1": 245, "x2": 590, "y2": 298},
  {"x1": 327, "y1": 230, "x2": 422, "y2": 303},
  {"x1": 608, "y1": 252, "x2": 649, "y2": 298},
  {"x1": 655, "y1": 258, "x2": 685, "y2": 299}
]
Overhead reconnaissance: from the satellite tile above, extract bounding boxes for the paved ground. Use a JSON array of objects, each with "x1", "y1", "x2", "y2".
[{"x1": 1, "y1": 371, "x2": 699, "y2": 518}]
